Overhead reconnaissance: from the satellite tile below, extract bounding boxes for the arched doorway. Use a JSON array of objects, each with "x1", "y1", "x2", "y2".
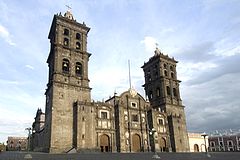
[
  {"x1": 159, "y1": 138, "x2": 167, "y2": 152},
  {"x1": 132, "y1": 134, "x2": 141, "y2": 152},
  {"x1": 194, "y1": 144, "x2": 199, "y2": 152},
  {"x1": 100, "y1": 134, "x2": 110, "y2": 152}
]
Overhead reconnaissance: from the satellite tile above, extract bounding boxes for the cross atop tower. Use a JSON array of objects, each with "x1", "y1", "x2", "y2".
[
  {"x1": 154, "y1": 43, "x2": 161, "y2": 55},
  {"x1": 64, "y1": 4, "x2": 74, "y2": 20},
  {"x1": 65, "y1": 4, "x2": 72, "y2": 12}
]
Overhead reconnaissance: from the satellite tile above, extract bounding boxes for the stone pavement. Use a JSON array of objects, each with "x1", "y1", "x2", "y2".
[{"x1": 0, "y1": 151, "x2": 240, "y2": 160}]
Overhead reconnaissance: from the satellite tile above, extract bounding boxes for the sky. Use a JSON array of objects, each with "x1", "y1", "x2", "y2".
[{"x1": 0, "y1": 0, "x2": 240, "y2": 143}]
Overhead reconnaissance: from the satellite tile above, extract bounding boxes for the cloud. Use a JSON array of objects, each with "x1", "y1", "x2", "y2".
[
  {"x1": 176, "y1": 38, "x2": 240, "y2": 85},
  {"x1": 0, "y1": 76, "x2": 45, "y2": 142},
  {"x1": 25, "y1": 64, "x2": 34, "y2": 70},
  {"x1": 140, "y1": 36, "x2": 158, "y2": 53},
  {"x1": 0, "y1": 107, "x2": 34, "y2": 142},
  {"x1": 178, "y1": 61, "x2": 218, "y2": 82},
  {"x1": 90, "y1": 66, "x2": 129, "y2": 100},
  {"x1": 0, "y1": 79, "x2": 20, "y2": 85},
  {"x1": 177, "y1": 41, "x2": 216, "y2": 62},
  {"x1": 184, "y1": 54, "x2": 240, "y2": 85},
  {"x1": 0, "y1": 24, "x2": 15, "y2": 46},
  {"x1": 213, "y1": 38, "x2": 240, "y2": 57},
  {"x1": 184, "y1": 72, "x2": 240, "y2": 132}
]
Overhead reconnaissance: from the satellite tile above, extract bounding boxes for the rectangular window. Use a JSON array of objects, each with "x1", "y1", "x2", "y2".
[
  {"x1": 132, "y1": 114, "x2": 138, "y2": 122},
  {"x1": 158, "y1": 119, "x2": 164, "y2": 125},
  {"x1": 219, "y1": 141, "x2": 223, "y2": 146},
  {"x1": 210, "y1": 141, "x2": 215, "y2": 147},
  {"x1": 166, "y1": 86, "x2": 171, "y2": 95},
  {"x1": 101, "y1": 111, "x2": 108, "y2": 119}
]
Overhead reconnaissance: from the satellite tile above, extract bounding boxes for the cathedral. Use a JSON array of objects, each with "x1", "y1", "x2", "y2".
[{"x1": 31, "y1": 10, "x2": 189, "y2": 153}]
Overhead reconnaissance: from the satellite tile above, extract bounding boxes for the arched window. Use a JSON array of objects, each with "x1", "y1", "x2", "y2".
[
  {"x1": 178, "y1": 126, "x2": 181, "y2": 131},
  {"x1": 171, "y1": 72, "x2": 175, "y2": 78},
  {"x1": 228, "y1": 140, "x2": 233, "y2": 146},
  {"x1": 76, "y1": 42, "x2": 81, "y2": 49},
  {"x1": 76, "y1": 62, "x2": 82, "y2": 76},
  {"x1": 210, "y1": 141, "x2": 215, "y2": 147},
  {"x1": 163, "y1": 63, "x2": 167, "y2": 69},
  {"x1": 156, "y1": 87, "x2": 160, "y2": 97},
  {"x1": 149, "y1": 91, "x2": 153, "y2": 100},
  {"x1": 164, "y1": 70, "x2": 168, "y2": 77},
  {"x1": 64, "y1": 29, "x2": 69, "y2": 36},
  {"x1": 76, "y1": 33, "x2": 81, "y2": 40},
  {"x1": 170, "y1": 66, "x2": 174, "y2": 71},
  {"x1": 166, "y1": 86, "x2": 171, "y2": 96},
  {"x1": 62, "y1": 59, "x2": 70, "y2": 73},
  {"x1": 173, "y1": 88, "x2": 177, "y2": 97},
  {"x1": 148, "y1": 75, "x2": 152, "y2": 82},
  {"x1": 63, "y1": 38, "x2": 69, "y2": 46},
  {"x1": 147, "y1": 70, "x2": 150, "y2": 75}
]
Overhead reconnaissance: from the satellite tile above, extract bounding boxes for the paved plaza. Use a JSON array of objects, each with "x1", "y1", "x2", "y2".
[{"x1": 0, "y1": 151, "x2": 240, "y2": 160}]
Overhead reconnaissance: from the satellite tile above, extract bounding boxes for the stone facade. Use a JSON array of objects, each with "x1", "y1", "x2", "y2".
[
  {"x1": 44, "y1": 11, "x2": 91, "y2": 153},
  {"x1": 142, "y1": 48, "x2": 189, "y2": 152},
  {"x1": 31, "y1": 11, "x2": 189, "y2": 153}
]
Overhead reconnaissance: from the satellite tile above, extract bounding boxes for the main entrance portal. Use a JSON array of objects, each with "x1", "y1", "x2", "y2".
[
  {"x1": 132, "y1": 134, "x2": 141, "y2": 152},
  {"x1": 100, "y1": 134, "x2": 110, "y2": 152},
  {"x1": 159, "y1": 138, "x2": 167, "y2": 152}
]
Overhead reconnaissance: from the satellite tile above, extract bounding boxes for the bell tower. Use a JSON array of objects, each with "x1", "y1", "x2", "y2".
[
  {"x1": 44, "y1": 10, "x2": 91, "y2": 153},
  {"x1": 142, "y1": 47, "x2": 189, "y2": 152}
]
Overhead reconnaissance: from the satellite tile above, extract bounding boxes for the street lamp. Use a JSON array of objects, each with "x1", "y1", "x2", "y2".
[
  {"x1": 32, "y1": 129, "x2": 36, "y2": 151},
  {"x1": 149, "y1": 128, "x2": 160, "y2": 159},
  {"x1": 25, "y1": 127, "x2": 31, "y2": 151},
  {"x1": 201, "y1": 132, "x2": 211, "y2": 158}
]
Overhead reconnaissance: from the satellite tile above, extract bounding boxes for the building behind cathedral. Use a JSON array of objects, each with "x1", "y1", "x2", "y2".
[{"x1": 31, "y1": 10, "x2": 189, "y2": 153}]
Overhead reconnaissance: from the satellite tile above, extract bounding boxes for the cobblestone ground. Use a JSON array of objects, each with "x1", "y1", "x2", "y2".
[{"x1": 0, "y1": 151, "x2": 240, "y2": 160}]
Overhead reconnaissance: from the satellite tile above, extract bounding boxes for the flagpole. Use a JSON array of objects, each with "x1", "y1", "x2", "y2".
[{"x1": 128, "y1": 60, "x2": 132, "y2": 89}]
